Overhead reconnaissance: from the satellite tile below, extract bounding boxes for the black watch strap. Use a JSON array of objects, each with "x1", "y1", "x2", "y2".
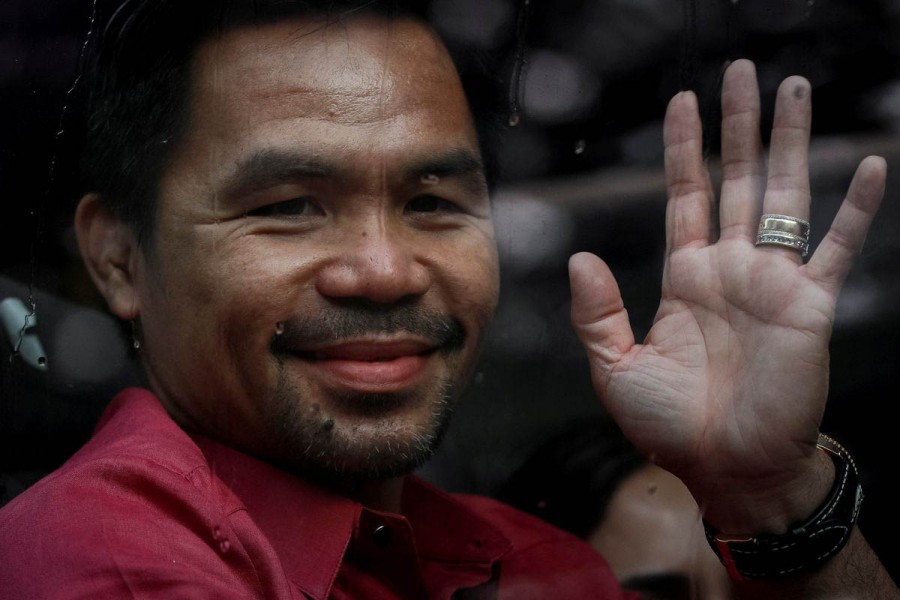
[{"x1": 703, "y1": 434, "x2": 864, "y2": 581}]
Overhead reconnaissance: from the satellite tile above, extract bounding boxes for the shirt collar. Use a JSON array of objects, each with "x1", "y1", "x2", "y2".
[
  {"x1": 194, "y1": 437, "x2": 358, "y2": 600},
  {"x1": 402, "y1": 477, "x2": 511, "y2": 565},
  {"x1": 194, "y1": 439, "x2": 512, "y2": 599},
  {"x1": 98, "y1": 390, "x2": 514, "y2": 598}
]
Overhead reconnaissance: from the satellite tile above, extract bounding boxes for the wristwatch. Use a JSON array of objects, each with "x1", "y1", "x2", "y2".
[{"x1": 703, "y1": 434, "x2": 864, "y2": 581}]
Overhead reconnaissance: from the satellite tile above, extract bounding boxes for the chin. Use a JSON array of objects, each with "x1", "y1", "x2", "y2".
[{"x1": 259, "y1": 379, "x2": 458, "y2": 482}]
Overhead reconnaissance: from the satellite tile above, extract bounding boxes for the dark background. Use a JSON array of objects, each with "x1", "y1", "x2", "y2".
[{"x1": 2, "y1": 0, "x2": 899, "y2": 581}]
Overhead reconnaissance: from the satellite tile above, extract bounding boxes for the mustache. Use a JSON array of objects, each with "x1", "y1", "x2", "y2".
[{"x1": 270, "y1": 300, "x2": 466, "y2": 354}]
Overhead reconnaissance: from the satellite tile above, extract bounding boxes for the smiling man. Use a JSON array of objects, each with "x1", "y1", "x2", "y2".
[
  {"x1": 99, "y1": 15, "x2": 499, "y2": 490},
  {"x1": 0, "y1": 1, "x2": 897, "y2": 598}
]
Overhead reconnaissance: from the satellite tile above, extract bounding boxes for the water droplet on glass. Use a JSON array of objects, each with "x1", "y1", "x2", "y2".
[
  {"x1": 37, "y1": 356, "x2": 47, "y2": 367},
  {"x1": 133, "y1": 338, "x2": 140, "y2": 350},
  {"x1": 275, "y1": 322, "x2": 285, "y2": 335},
  {"x1": 507, "y1": 0, "x2": 531, "y2": 128},
  {"x1": 219, "y1": 540, "x2": 230, "y2": 553},
  {"x1": 574, "y1": 139, "x2": 586, "y2": 155},
  {"x1": 421, "y1": 173, "x2": 440, "y2": 185}
]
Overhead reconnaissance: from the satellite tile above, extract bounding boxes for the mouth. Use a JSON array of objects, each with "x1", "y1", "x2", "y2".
[{"x1": 289, "y1": 338, "x2": 439, "y2": 391}]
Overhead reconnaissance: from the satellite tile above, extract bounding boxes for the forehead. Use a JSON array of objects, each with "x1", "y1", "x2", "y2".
[{"x1": 186, "y1": 16, "x2": 473, "y2": 143}]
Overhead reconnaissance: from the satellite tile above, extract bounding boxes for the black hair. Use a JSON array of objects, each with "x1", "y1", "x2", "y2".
[
  {"x1": 497, "y1": 417, "x2": 646, "y2": 539},
  {"x1": 78, "y1": 0, "x2": 505, "y2": 245}
]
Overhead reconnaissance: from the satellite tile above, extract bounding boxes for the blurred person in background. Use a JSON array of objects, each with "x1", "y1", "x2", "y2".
[{"x1": 500, "y1": 417, "x2": 733, "y2": 600}]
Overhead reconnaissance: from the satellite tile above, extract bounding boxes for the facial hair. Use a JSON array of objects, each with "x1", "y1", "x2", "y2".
[{"x1": 259, "y1": 299, "x2": 466, "y2": 482}]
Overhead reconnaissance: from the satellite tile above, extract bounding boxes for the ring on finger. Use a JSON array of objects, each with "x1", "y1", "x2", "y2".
[{"x1": 756, "y1": 214, "x2": 810, "y2": 257}]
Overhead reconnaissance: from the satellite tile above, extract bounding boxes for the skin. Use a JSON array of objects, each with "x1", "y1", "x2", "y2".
[
  {"x1": 570, "y1": 60, "x2": 898, "y2": 595},
  {"x1": 76, "y1": 17, "x2": 498, "y2": 506},
  {"x1": 76, "y1": 15, "x2": 897, "y2": 596},
  {"x1": 588, "y1": 464, "x2": 733, "y2": 600}
]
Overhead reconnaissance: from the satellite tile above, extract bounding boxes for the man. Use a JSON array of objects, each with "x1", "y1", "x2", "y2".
[{"x1": 0, "y1": 1, "x2": 896, "y2": 598}]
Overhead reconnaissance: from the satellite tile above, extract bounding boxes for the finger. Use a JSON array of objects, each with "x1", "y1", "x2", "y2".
[
  {"x1": 761, "y1": 75, "x2": 812, "y2": 263},
  {"x1": 569, "y1": 252, "x2": 635, "y2": 387},
  {"x1": 719, "y1": 59, "x2": 765, "y2": 242},
  {"x1": 805, "y1": 156, "x2": 886, "y2": 293},
  {"x1": 664, "y1": 90, "x2": 715, "y2": 253}
]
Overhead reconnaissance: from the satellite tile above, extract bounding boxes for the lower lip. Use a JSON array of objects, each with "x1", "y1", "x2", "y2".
[{"x1": 305, "y1": 354, "x2": 431, "y2": 390}]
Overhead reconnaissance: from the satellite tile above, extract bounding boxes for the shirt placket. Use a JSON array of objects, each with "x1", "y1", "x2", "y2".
[{"x1": 334, "y1": 508, "x2": 429, "y2": 599}]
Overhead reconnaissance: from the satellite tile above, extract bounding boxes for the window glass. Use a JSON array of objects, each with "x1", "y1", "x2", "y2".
[{"x1": 2, "y1": 0, "x2": 898, "y2": 588}]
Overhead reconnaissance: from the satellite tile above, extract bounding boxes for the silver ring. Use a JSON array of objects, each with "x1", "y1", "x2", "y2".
[{"x1": 756, "y1": 214, "x2": 810, "y2": 257}]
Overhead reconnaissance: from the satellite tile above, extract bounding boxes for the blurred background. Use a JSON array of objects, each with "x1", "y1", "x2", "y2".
[{"x1": 2, "y1": 0, "x2": 899, "y2": 580}]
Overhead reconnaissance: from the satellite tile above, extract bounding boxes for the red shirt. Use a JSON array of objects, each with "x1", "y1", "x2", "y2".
[{"x1": 0, "y1": 388, "x2": 637, "y2": 599}]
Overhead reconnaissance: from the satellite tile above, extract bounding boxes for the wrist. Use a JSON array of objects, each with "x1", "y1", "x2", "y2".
[
  {"x1": 703, "y1": 434, "x2": 864, "y2": 581},
  {"x1": 702, "y1": 447, "x2": 834, "y2": 536}
]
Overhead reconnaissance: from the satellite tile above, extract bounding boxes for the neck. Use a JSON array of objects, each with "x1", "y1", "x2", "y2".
[{"x1": 339, "y1": 476, "x2": 406, "y2": 513}]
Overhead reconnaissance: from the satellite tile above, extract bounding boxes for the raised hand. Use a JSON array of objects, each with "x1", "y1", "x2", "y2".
[{"x1": 569, "y1": 59, "x2": 886, "y2": 532}]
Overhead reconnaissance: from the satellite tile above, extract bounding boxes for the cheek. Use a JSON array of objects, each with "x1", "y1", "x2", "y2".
[
  {"x1": 214, "y1": 245, "x2": 316, "y2": 334},
  {"x1": 433, "y1": 232, "x2": 500, "y2": 326},
  {"x1": 142, "y1": 234, "x2": 302, "y2": 350},
  {"x1": 467, "y1": 257, "x2": 500, "y2": 327}
]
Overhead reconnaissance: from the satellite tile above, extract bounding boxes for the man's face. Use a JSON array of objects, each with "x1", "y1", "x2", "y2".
[{"x1": 130, "y1": 16, "x2": 499, "y2": 479}]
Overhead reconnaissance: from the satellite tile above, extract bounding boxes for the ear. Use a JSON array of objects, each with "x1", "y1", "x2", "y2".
[{"x1": 74, "y1": 194, "x2": 142, "y2": 320}]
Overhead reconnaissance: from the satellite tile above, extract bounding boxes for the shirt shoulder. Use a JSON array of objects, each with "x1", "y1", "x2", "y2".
[
  {"x1": 0, "y1": 388, "x2": 286, "y2": 599},
  {"x1": 1, "y1": 388, "x2": 225, "y2": 521}
]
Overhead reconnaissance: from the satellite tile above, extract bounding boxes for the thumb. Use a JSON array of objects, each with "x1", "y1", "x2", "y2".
[{"x1": 569, "y1": 252, "x2": 635, "y2": 384}]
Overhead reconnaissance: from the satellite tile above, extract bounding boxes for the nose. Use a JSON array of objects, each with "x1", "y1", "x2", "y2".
[{"x1": 315, "y1": 222, "x2": 432, "y2": 304}]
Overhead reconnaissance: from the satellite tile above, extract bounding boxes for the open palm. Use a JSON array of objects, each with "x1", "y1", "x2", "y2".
[{"x1": 569, "y1": 60, "x2": 886, "y2": 525}]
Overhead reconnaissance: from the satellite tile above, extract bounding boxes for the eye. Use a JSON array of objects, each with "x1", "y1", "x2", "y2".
[
  {"x1": 405, "y1": 195, "x2": 462, "y2": 214},
  {"x1": 246, "y1": 197, "x2": 323, "y2": 218}
]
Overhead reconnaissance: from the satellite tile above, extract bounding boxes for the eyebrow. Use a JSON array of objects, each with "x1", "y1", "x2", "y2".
[
  {"x1": 218, "y1": 150, "x2": 335, "y2": 199},
  {"x1": 218, "y1": 147, "x2": 488, "y2": 199},
  {"x1": 405, "y1": 148, "x2": 488, "y2": 197}
]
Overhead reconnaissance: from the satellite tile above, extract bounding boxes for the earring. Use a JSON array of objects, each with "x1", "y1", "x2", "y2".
[{"x1": 131, "y1": 319, "x2": 141, "y2": 350}]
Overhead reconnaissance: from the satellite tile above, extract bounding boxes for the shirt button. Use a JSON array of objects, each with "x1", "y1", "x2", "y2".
[{"x1": 372, "y1": 524, "x2": 393, "y2": 547}]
